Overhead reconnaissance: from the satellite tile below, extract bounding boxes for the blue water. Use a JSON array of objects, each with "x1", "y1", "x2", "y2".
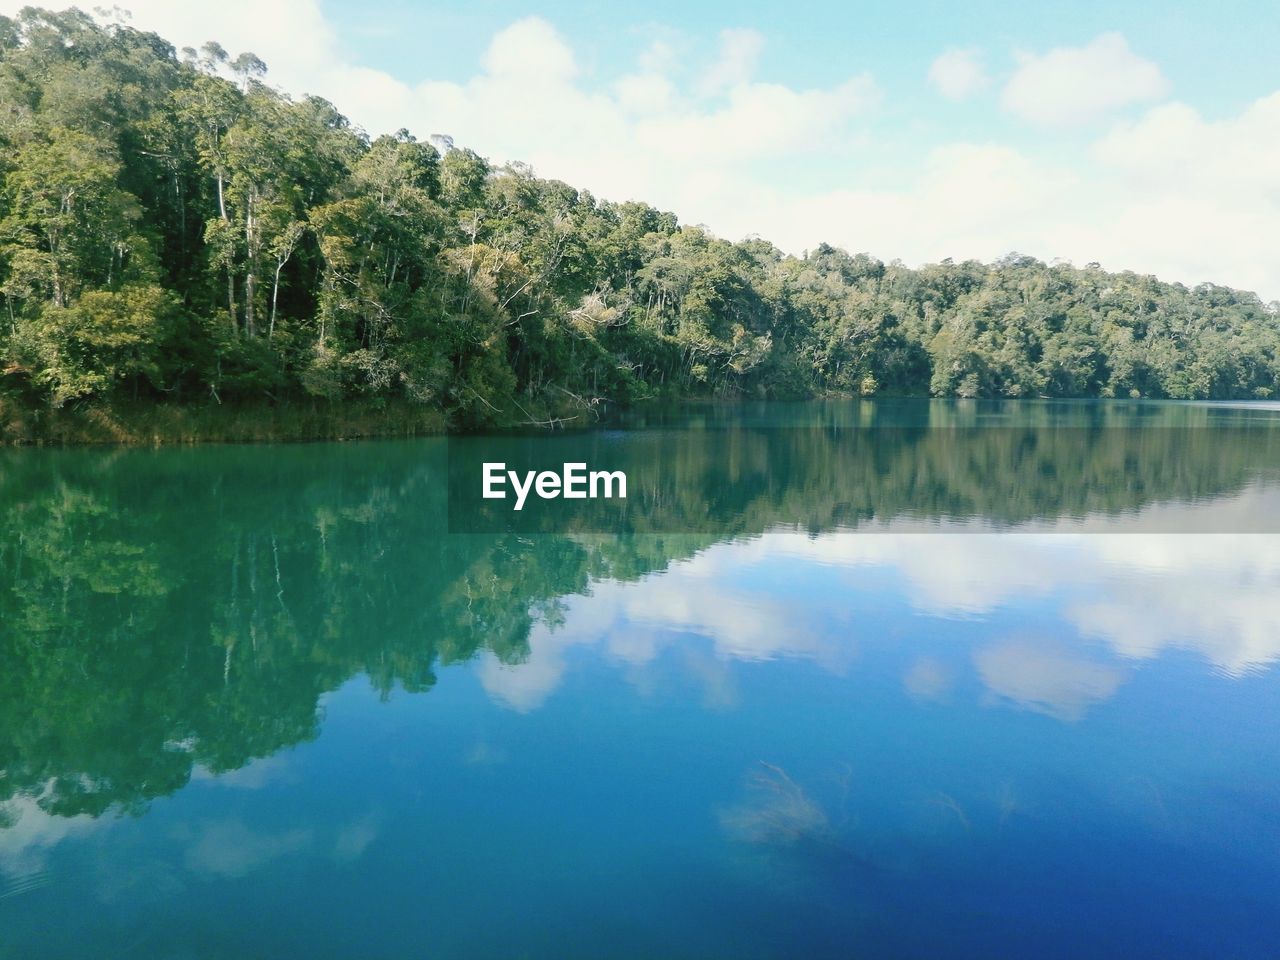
[{"x1": 2, "y1": 401, "x2": 1280, "y2": 958}]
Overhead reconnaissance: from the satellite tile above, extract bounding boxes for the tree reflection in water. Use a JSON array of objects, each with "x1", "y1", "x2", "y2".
[{"x1": 2, "y1": 399, "x2": 1279, "y2": 826}]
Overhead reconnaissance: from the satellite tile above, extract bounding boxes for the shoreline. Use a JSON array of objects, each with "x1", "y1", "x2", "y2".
[
  {"x1": 0, "y1": 399, "x2": 450, "y2": 447},
  {"x1": 6, "y1": 392, "x2": 1273, "y2": 447}
]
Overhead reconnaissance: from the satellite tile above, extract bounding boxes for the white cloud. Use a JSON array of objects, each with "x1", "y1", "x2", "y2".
[
  {"x1": 638, "y1": 38, "x2": 677, "y2": 75},
  {"x1": 1094, "y1": 94, "x2": 1280, "y2": 197},
  {"x1": 752, "y1": 102, "x2": 1280, "y2": 299},
  {"x1": 614, "y1": 71, "x2": 677, "y2": 115},
  {"x1": 928, "y1": 48, "x2": 989, "y2": 101},
  {"x1": 477, "y1": 561, "x2": 853, "y2": 711},
  {"x1": 1067, "y1": 535, "x2": 1280, "y2": 676},
  {"x1": 410, "y1": 19, "x2": 878, "y2": 193},
  {"x1": 1001, "y1": 32, "x2": 1168, "y2": 129},
  {"x1": 332, "y1": 813, "x2": 380, "y2": 862},
  {"x1": 698, "y1": 28, "x2": 765, "y2": 96},
  {"x1": 191, "y1": 753, "x2": 291, "y2": 790},
  {"x1": 182, "y1": 819, "x2": 312, "y2": 877},
  {"x1": 763, "y1": 530, "x2": 1280, "y2": 676},
  {"x1": 974, "y1": 639, "x2": 1126, "y2": 721},
  {"x1": 0, "y1": 795, "x2": 105, "y2": 880},
  {"x1": 477, "y1": 516, "x2": 1280, "y2": 711},
  {"x1": 478, "y1": 642, "x2": 577, "y2": 713},
  {"x1": 904, "y1": 656, "x2": 953, "y2": 701},
  {"x1": 88, "y1": 0, "x2": 345, "y2": 103},
  {"x1": 481, "y1": 17, "x2": 577, "y2": 82}
]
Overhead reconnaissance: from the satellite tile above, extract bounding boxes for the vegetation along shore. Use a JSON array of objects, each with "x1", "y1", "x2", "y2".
[{"x1": 1, "y1": 8, "x2": 1278, "y2": 444}]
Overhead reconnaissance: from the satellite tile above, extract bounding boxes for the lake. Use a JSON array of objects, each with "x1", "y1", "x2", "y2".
[{"x1": 3, "y1": 399, "x2": 1280, "y2": 959}]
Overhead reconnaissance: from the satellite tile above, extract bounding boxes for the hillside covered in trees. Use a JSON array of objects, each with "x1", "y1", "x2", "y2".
[{"x1": 1, "y1": 8, "x2": 1278, "y2": 441}]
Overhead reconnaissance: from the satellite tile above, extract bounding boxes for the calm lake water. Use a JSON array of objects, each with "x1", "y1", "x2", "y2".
[{"x1": 3, "y1": 399, "x2": 1280, "y2": 959}]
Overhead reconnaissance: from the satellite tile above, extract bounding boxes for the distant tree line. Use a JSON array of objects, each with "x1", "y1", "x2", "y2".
[{"x1": 1, "y1": 8, "x2": 1277, "y2": 434}]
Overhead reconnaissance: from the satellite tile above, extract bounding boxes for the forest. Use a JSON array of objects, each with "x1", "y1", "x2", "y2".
[{"x1": 1, "y1": 8, "x2": 1279, "y2": 441}]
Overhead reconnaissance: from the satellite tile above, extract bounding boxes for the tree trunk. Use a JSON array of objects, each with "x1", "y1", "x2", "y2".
[
  {"x1": 227, "y1": 271, "x2": 237, "y2": 335},
  {"x1": 245, "y1": 269, "x2": 256, "y2": 337},
  {"x1": 270, "y1": 259, "x2": 284, "y2": 340},
  {"x1": 244, "y1": 193, "x2": 257, "y2": 337}
]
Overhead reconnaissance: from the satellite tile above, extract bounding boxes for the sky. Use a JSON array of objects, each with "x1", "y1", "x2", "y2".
[{"x1": 8, "y1": 1, "x2": 1279, "y2": 299}]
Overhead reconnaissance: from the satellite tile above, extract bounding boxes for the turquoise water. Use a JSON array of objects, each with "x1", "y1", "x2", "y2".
[{"x1": 2, "y1": 400, "x2": 1280, "y2": 958}]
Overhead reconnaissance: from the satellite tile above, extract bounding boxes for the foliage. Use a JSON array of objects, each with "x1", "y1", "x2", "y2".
[{"x1": 0, "y1": 9, "x2": 1277, "y2": 436}]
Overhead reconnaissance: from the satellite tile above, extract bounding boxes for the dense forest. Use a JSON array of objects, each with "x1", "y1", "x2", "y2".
[{"x1": 1, "y1": 9, "x2": 1278, "y2": 441}]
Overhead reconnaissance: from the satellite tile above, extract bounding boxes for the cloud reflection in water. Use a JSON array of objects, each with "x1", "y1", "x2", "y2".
[{"x1": 478, "y1": 532, "x2": 1280, "y2": 715}]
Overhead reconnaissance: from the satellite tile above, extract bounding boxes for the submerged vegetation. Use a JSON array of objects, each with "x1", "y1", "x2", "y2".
[
  {"x1": 0, "y1": 9, "x2": 1278, "y2": 442},
  {"x1": 720, "y1": 762, "x2": 840, "y2": 848}
]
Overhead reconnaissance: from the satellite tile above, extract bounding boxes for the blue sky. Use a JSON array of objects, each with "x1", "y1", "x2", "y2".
[
  {"x1": 6, "y1": 1, "x2": 1278, "y2": 298},
  {"x1": 324, "y1": 0, "x2": 1275, "y2": 122}
]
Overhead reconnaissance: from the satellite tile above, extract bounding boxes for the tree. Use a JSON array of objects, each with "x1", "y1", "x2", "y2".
[
  {"x1": 18, "y1": 283, "x2": 179, "y2": 405},
  {"x1": 1, "y1": 129, "x2": 152, "y2": 309}
]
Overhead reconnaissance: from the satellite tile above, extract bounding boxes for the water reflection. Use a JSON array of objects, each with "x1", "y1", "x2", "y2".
[
  {"x1": 2, "y1": 404, "x2": 1279, "y2": 821},
  {"x1": 1, "y1": 401, "x2": 1279, "y2": 957},
  {"x1": 973, "y1": 639, "x2": 1126, "y2": 721},
  {"x1": 762, "y1": 532, "x2": 1280, "y2": 674},
  {"x1": 474, "y1": 530, "x2": 1280, "y2": 712}
]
